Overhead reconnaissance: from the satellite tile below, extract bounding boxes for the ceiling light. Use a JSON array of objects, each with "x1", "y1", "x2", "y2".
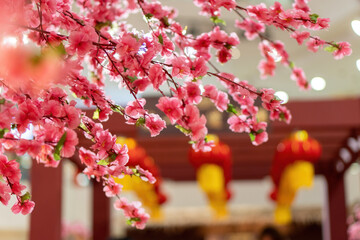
[
  {"x1": 351, "y1": 20, "x2": 360, "y2": 36},
  {"x1": 274, "y1": 91, "x2": 289, "y2": 104},
  {"x1": 310, "y1": 77, "x2": 326, "y2": 91},
  {"x1": 356, "y1": 59, "x2": 360, "y2": 72}
]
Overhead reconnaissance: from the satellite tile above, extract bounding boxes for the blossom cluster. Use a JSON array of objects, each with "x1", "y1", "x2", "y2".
[
  {"x1": 0, "y1": 0, "x2": 351, "y2": 228},
  {"x1": 348, "y1": 204, "x2": 360, "y2": 240}
]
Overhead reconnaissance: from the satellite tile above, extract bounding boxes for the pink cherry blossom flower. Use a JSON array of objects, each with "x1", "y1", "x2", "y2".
[
  {"x1": 252, "y1": 131, "x2": 268, "y2": 146},
  {"x1": 10, "y1": 182, "x2": 26, "y2": 195},
  {"x1": 145, "y1": 114, "x2": 166, "y2": 137},
  {"x1": 188, "y1": 115, "x2": 207, "y2": 141},
  {"x1": 261, "y1": 88, "x2": 281, "y2": 111},
  {"x1": 293, "y1": 0, "x2": 310, "y2": 12},
  {"x1": 44, "y1": 100, "x2": 64, "y2": 118},
  {"x1": 270, "y1": 106, "x2": 292, "y2": 124},
  {"x1": 117, "y1": 33, "x2": 142, "y2": 56},
  {"x1": 103, "y1": 178, "x2": 122, "y2": 197},
  {"x1": 349, "y1": 222, "x2": 360, "y2": 240},
  {"x1": 203, "y1": 85, "x2": 218, "y2": 100},
  {"x1": 306, "y1": 37, "x2": 325, "y2": 53},
  {"x1": 124, "y1": 98, "x2": 146, "y2": 118},
  {"x1": 114, "y1": 198, "x2": 149, "y2": 229},
  {"x1": 214, "y1": 91, "x2": 229, "y2": 112},
  {"x1": 142, "y1": 1, "x2": 170, "y2": 20},
  {"x1": 79, "y1": 147, "x2": 97, "y2": 166},
  {"x1": 183, "y1": 104, "x2": 201, "y2": 126},
  {"x1": 314, "y1": 18, "x2": 330, "y2": 30},
  {"x1": 16, "y1": 100, "x2": 42, "y2": 133},
  {"x1": 291, "y1": 67, "x2": 309, "y2": 90},
  {"x1": 192, "y1": 33, "x2": 211, "y2": 51},
  {"x1": 0, "y1": 182, "x2": 11, "y2": 206},
  {"x1": 247, "y1": 4, "x2": 271, "y2": 23},
  {"x1": 64, "y1": 105, "x2": 81, "y2": 129},
  {"x1": 235, "y1": 19, "x2": 265, "y2": 40},
  {"x1": 135, "y1": 166, "x2": 156, "y2": 184},
  {"x1": 271, "y1": 41, "x2": 289, "y2": 65},
  {"x1": 68, "y1": 26, "x2": 97, "y2": 56},
  {"x1": 290, "y1": 31, "x2": 310, "y2": 45},
  {"x1": 113, "y1": 143, "x2": 129, "y2": 166},
  {"x1": 185, "y1": 82, "x2": 202, "y2": 104},
  {"x1": 148, "y1": 64, "x2": 167, "y2": 90},
  {"x1": 218, "y1": 48, "x2": 232, "y2": 63},
  {"x1": 11, "y1": 200, "x2": 35, "y2": 215},
  {"x1": 171, "y1": 56, "x2": 191, "y2": 78},
  {"x1": 258, "y1": 59, "x2": 276, "y2": 79},
  {"x1": 154, "y1": 31, "x2": 175, "y2": 56},
  {"x1": 190, "y1": 57, "x2": 208, "y2": 78},
  {"x1": 191, "y1": 138, "x2": 215, "y2": 152},
  {"x1": 227, "y1": 115, "x2": 250, "y2": 133},
  {"x1": 156, "y1": 97, "x2": 183, "y2": 124},
  {"x1": 251, "y1": 121, "x2": 268, "y2": 145},
  {"x1": 217, "y1": 0, "x2": 236, "y2": 10},
  {"x1": 61, "y1": 129, "x2": 79, "y2": 158},
  {"x1": 333, "y1": 42, "x2": 352, "y2": 60},
  {"x1": 0, "y1": 156, "x2": 21, "y2": 184}
]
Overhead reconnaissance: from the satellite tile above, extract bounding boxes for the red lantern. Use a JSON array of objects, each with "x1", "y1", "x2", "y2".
[
  {"x1": 118, "y1": 138, "x2": 167, "y2": 205},
  {"x1": 189, "y1": 135, "x2": 232, "y2": 200},
  {"x1": 269, "y1": 130, "x2": 322, "y2": 224},
  {"x1": 270, "y1": 130, "x2": 322, "y2": 200}
]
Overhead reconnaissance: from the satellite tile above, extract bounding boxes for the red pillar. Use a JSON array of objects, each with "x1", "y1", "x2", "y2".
[
  {"x1": 30, "y1": 161, "x2": 63, "y2": 240},
  {"x1": 93, "y1": 180, "x2": 110, "y2": 240},
  {"x1": 323, "y1": 174, "x2": 348, "y2": 240}
]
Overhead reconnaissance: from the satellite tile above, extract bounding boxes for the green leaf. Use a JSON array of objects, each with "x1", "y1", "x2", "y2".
[
  {"x1": 249, "y1": 132, "x2": 256, "y2": 142},
  {"x1": 175, "y1": 125, "x2": 191, "y2": 134},
  {"x1": 257, "y1": 129, "x2": 264, "y2": 134},
  {"x1": 126, "y1": 218, "x2": 140, "y2": 225},
  {"x1": 288, "y1": 61, "x2": 295, "y2": 69},
  {"x1": 226, "y1": 104, "x2": 238, "y2": 115},
  {"x1": 93, "y1": 108, "x2": 100, "y2": 120},
  {"x1": 324, "y1": 45, "x2": 338, "y2": 53},
  {"x1": 309, "y1": 13, "x2": 319, "y2": 24},
  {"x1": 279, "y1": 112, "x2": 285, "y2": 121},
  {"x1": 131, "y1": 168, "x2": 140, "y2": 177},
  {"x1": 161, "y1": 16, "x2": 170, "y2": 27},
  {"x1": 79, "y1": 122, "x2": 90, "y2": 134},
  {"x1": 136, "y1": 117, "x2": 145, "y2": 127},
  {"x1": 20, "y1": 192, "x2": 31, "y2": 202},
  {"x1": 145, "y1": 13, "x2": 153, "y2": 19},
  {"x1": 97, "y1": 159, "x2": 110, "y2": 166},
  {"x1": 127, "y1": 76, "x2": 138, "y2": 83},
  {"x1": 95, "y1": 21, "x2": 112, "y2": 31},
  {"x1": 0, "y1": 128, "x2": 9, "y2": 138},
  {"x1": 110, "y1": 153, "x2": 117, "y2": 161},
  {"x1": 188, "y1": 140, "x2": 196, "y2": 144},
  {"x1": 0, "y1": 99, "x2": 5, "y2": 104},
  {"x1": 54, "y1": 43, "x2": 67, "y2": 56},
  {"x1": 54, "y1": 132, "x2": 67, "y2": 161},
  {"x1": 111, "y1": 105, "x2": 124, "y2": 115},
  {"x1": 158, "y1": 34, "x2": 164, "y2": 45},
  {"x1": 131, "y1": 33, "x2": 139, "y2": 41},
  {"x1": 210, "y1": 16, "x2": 226, "y2": 26},
  {"x1": 224, "y1": 43, "x2": 232, "y2": 50}
]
